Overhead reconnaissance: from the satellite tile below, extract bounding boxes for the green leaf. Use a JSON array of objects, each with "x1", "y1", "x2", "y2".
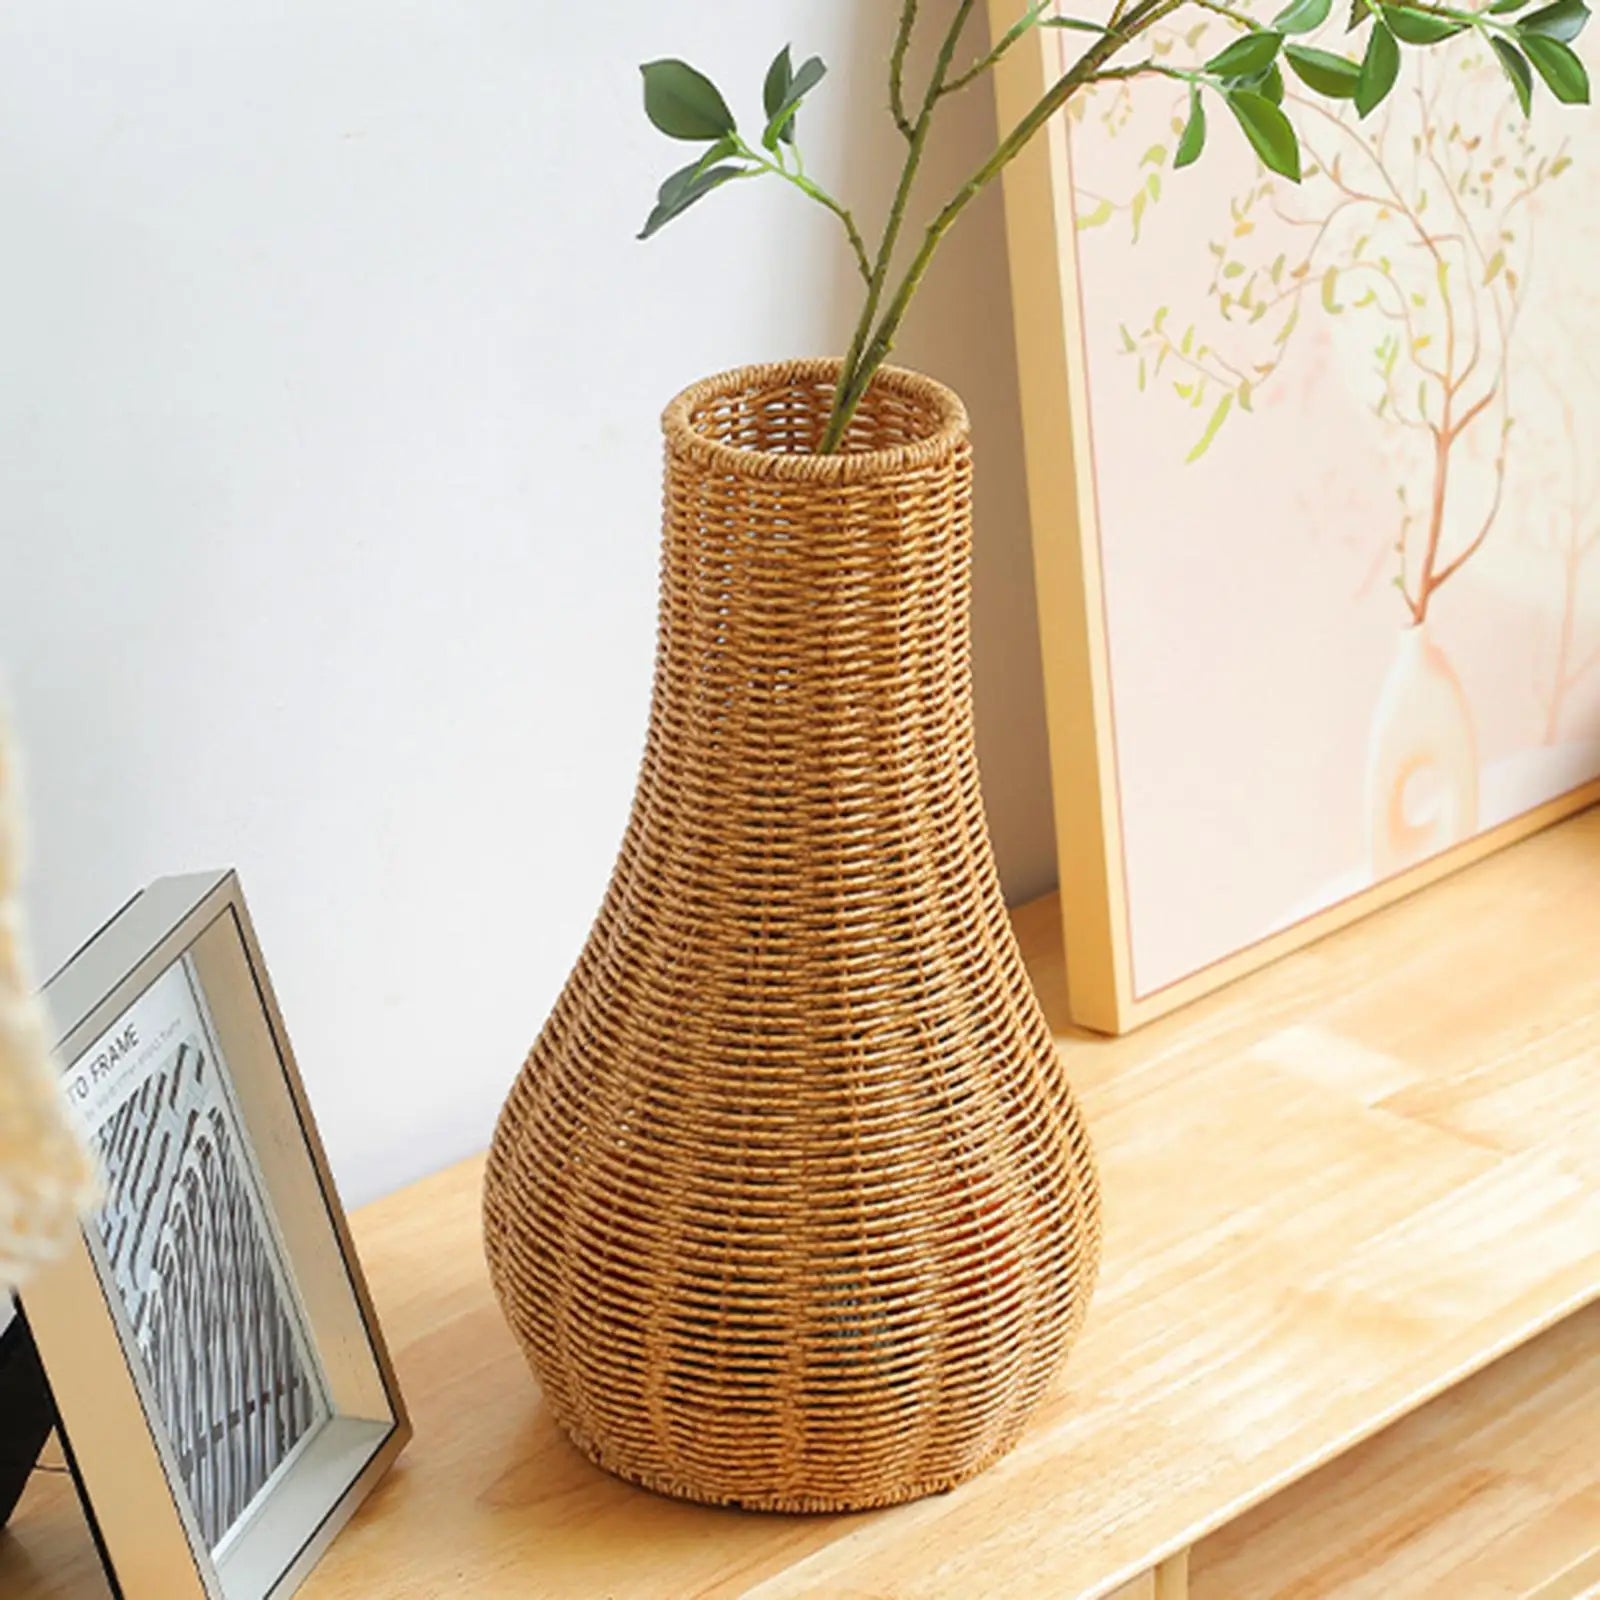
[
  {"x1": 1226, "y1": 89, "x2": 1303, "y2": 179},
  {"x1": 1491, "y1": 35, "x2": 1536, "y2": 111},
  {"x1": 1383, "y1": 5, "x2": 1468, "y2": 41},
  {"x1": 638, "y1": 160, "x2": 744, "y2": 239},
  {"x1": 762, "y1": 46, "x2": 794, "y2": 139},
  {"x1": 1235, "y1": 59, "x2": 1290, "y2": 97},
  {"x1": 1522, "y1": 30, "x2": 1591, "y2": 97},
  {"x1": 641, "y1": 60, "x2": 737, "y2": 142},
  {"x1": 1187, "y1": 392, "x2": 1235, "y2": 462},
  {"x1": 642, "y1": 136, "x2": 739, "y2": 220},
  {"x1": 692, "y1": 135, "x2": 739, "y2": 171},
  {"x1": 1355, "y1": 21, "x2": 1401, "y2": 115},
  {"x1": 762, "y1": 54, "x2": 826, "y2": 148},
  {"x1": 1175, "y1": 83, "x2": 1208, "y2": 167},
  {"x1": 1490, "y1": 0, "x2": 1533, "y2": 12},
  {"x1": 1275, "y1": 0, "x2": 1335, "y2": 31},
  {"x1": 1043, "y1": 14, "x2": 1112, "y2": 29},
  {"x1": 1206, "y1": 30, "x2": 1285, "y2": 76},
  {"x1": 1286, "y1": 42, "x2": 1365, "y2": 93},
  {"x1": 1520, "y1": 0, "x2": 1590, "y2": 36}
]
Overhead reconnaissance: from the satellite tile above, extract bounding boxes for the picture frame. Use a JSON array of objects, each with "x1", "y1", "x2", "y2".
[
  {"x1": 13, "y1": 870, "x2": 409, "y2": 1599},
  {"x1": 989, "y1": 1, "x2": 1600, "y2": 1032}
]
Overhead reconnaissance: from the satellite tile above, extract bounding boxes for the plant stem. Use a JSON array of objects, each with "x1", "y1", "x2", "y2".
[
  {"x1": 735, "y1": 136, "x2": 873, "y2": 283},
  {"x1": 890, "y1": 0, "x2": 921, "y2": 139},
  {"x1": 820, "y1": 2, "x2": 1183, "y2": 451},
  {"x1": 943, "y1": 1, "x2": 1053, "y2": 96},
  {"x1": 793, "y1": 176, "x2": 874, "y2": 283},
  {"x1": 1192, "y1": 0, "x2": 1259, "y2": 27},
  {"x1": 1094, "y1": 60, "x2": 1197, "y2": 81},
  {"x1": 838, "y1": 0, "x2": 982, "y2": 413}
]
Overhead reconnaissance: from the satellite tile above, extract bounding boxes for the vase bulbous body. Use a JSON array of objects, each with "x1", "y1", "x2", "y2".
[{"x1": 483, "y1": 360, "x2": 1102, "y2": 1512}]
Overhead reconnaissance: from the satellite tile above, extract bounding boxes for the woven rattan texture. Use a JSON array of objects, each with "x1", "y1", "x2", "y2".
[{"x1": 484, "y1": 361, "x2": 1102, "y2": 1512}]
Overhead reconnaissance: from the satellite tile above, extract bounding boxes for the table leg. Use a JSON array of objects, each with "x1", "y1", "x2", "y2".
[{"x1": 1108, "y1": 1550, "x2": 1190, "y2": 1600}]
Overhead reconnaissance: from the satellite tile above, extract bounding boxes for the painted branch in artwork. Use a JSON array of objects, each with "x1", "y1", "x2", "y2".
[
  {"x1": 1110, "y1": 38, "x2": 1566, "y2": 618},
  {"x1": 631, "y1": 0, "x2": 1591, "y2": 451}
]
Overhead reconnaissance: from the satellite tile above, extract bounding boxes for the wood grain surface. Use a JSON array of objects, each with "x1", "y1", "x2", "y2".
[
  {"x1": 1192, "y1": 1304, "x2": 1600, "y2": 1599},
  {"x1": 5, "y1": 811, "x2": 1599, "y2": 1598}
]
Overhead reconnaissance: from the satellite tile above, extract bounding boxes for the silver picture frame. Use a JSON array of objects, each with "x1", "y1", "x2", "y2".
[{"x1": 17, "y1": 870, "x2": 409, "y2": 1600}]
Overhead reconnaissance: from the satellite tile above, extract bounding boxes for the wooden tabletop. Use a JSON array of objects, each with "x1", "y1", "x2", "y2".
[{"x1": 8, "y1": 811, "x2": 1600, "y2": 1598}]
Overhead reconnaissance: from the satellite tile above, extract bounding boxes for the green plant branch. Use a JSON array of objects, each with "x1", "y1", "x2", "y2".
[
  {"x1": 838, "y1": 0, "x2": 982, "y2": 407},
  {"x1": 789, "y1": 176, "x2": 874, "y2": 284},
  {"x1": 637, "y1": 0, "x2": 1589, "y2": 455},
  {"x1": 1398, "y1": 0, "x2": 1539, "y2": 34},
  {"x1": 1191, "y1": 0, "x2": 1258, "y2": 28},
  {"x1": 733, "y1": 135, "x2": 873, "y2": 281},
  {"x1": 822, "y1": 6, "x2": 1187, "y2": 451},
  {"x1": 890, "y1": 0, "x2": 921, "y2": 139},
  {"x1": 943, "y1": 2, "x2": 1054, "y2": 97},
  {"x1": 1093, "y1": 60, "x2": 1197, "y2": 82}
]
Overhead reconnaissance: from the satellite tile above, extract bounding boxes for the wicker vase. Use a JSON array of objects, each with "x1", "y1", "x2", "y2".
[{"x1": 483, "y1": 359, "x2": 1102, "y2": 1512}]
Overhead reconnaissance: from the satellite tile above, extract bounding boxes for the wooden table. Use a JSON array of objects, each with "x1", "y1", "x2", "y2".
[{"x1": 7, "y1": 812, "x2": 1600, "y2": 1598}]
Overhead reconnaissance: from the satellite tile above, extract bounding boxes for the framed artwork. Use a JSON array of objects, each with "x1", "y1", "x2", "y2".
[
  {"x1": 991, "y1": 1, "x2": 1600, "y2": 1031},
  {"x1": 13, "y1": 871, "x2": 409, "y2": 1598}
]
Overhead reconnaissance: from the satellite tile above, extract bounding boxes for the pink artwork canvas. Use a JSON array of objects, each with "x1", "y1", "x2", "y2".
[{"x1": 1005, "y1": 7, "x2": 1600, "y2": 1023}]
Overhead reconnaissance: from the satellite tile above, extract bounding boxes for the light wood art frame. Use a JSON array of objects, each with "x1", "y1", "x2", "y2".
[
  {"x1": 988, "y1": 5, "x2": 1600, "y2": 1034},
  {"x1": 18, "y1": 872, "x2": 409, "y2": 1599}
]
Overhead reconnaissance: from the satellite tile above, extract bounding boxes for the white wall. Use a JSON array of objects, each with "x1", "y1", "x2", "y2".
[{"x1": 0, "y1": 3, "x2": 1057, "y2": 1205}]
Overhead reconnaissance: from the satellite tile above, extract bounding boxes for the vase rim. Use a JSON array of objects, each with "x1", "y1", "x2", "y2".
[{"x1": 662, "y1": 359, "x2": 970, "y2": 485}]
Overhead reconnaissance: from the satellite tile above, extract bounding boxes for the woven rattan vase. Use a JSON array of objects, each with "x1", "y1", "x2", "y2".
[{"x1": 484, "y1": 359, "x2": 1102, "y2": 1512}]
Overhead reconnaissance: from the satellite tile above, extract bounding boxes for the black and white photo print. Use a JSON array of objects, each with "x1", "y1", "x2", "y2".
[{"x1": 67, "y1": 959, "x2": 331, "y2": 1552}]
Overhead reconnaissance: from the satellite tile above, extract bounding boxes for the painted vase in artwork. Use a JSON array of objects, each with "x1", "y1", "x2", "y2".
[{"x1": 1365, "y1": 623, "x2": 1478, "y2": 879}]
